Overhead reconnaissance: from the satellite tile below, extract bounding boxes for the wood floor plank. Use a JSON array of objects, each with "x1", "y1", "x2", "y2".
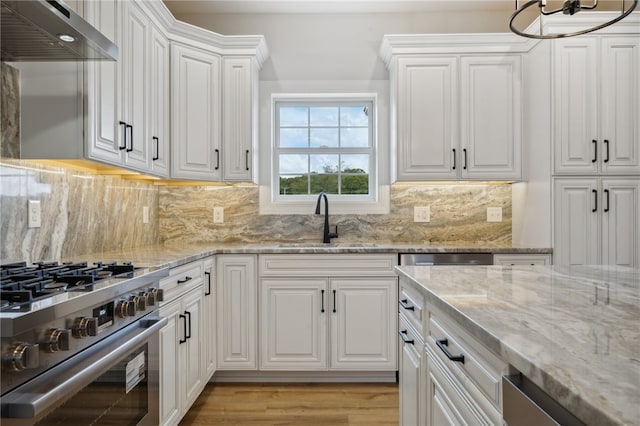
[{"x1": 179, "y1": 383, "x2": 399, "y2": 426}]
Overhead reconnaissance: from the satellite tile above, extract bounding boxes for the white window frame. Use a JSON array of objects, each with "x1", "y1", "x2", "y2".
[{"x1": 260, "y1": 92, "x2": 389, "y2": 215}]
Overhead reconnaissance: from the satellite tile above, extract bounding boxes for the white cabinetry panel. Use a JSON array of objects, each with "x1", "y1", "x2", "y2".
[{"x1": 171, "y1": 43, "x2": 222, "y2": 180}]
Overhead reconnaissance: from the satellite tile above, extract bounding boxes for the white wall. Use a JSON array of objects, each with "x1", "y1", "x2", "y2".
[{"x1": 171, "y1": 10, "x2": 511, "y2": 81}]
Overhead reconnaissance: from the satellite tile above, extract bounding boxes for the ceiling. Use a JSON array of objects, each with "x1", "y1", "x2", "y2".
[{"x1": 162, "y1": 0, "x2": 516, "y2": 15}]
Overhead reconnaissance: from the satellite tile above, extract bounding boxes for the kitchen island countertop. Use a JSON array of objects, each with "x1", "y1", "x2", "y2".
[{"x1": 396, "y1": 264, "x2": 640, "y2": 426}]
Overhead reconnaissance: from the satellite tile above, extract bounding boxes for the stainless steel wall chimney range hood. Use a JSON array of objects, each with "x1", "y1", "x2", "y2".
[{"x1": 1, "y1": 0, "x2": 118, "y2": 61}]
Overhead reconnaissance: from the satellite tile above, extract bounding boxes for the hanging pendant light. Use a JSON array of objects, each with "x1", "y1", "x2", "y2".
[{"x1": 510, "y1": 0, "x2": 638, "y2": 39}]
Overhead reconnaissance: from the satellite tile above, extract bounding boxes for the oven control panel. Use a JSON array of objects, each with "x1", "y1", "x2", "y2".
[{"x1": 1, "y1": 285, "x2": 164, "y2": 395}]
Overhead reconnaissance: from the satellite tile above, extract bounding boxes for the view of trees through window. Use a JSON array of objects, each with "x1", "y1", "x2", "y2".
[{"x1": 276, "y1": 101, "x2": 373, "y2": 197}]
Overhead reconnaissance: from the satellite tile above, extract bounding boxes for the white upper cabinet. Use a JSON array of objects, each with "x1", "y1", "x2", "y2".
[
  {"x1": 460, "y1": 56, "x2": 522, "y2": 179},
  {"x1": 170, "y1": 43, "x2": 222, "y2": 181},
  {"x1": 396, "y1": 57, "x2": 458, "y2": 180},
  {"x1": 84, "y1": 0, "x2": 171, "y2": 177},
  {"x1": 84, "y1": 0, "x2": 122, "y2": 165},
  {"x1": 381, "y1": 35, "x2": 526, "y2": 181},
  {"x1": 553, "y1": 36, "x2": 640, "y2": 175},
  {"x1": 120, "y1": 1, "x2": 150, "y2": 172},
  {"x1": 167, "y1": 21, "x2": 268, "y2": 182},
  {"x1": 148, "y1": 22, "x2": 171, "y2": 177},
  {"x1": 222, "y1": 57, "x2": 258, "y2": 182}
]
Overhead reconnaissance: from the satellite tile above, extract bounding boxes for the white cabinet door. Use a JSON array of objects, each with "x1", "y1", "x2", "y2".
[
  {"x1": 553, "y1": 38, "x2": 599, "y2": 175},
  {"x1": 84, "y1": 0, "x2": 123, "y2": 165},
  {"x1": 601, "y1": 178, "x2": 640, "y2": 268},
  {"x1": 330, "y1": 278, "x2": 397, "y2": 370},
  {"x1": 222, "y1": 57, "x2": 256, "y2": 182},
  {"x1": 460, "y1": 56, "x2": 522, "y2": 180},
  {"x1": 182, "y1": 288, "x2": 204, "y2": 409},
  {"x1": 554, "y1": 36, "x2": 640, "y2": 175},
  {"x1": 554, "y1": 178, "x2": 600, "y2": 265},
  {"x1": 216, "y1": 255, "x2": 257, "y2": 369},
  {"x1": 171, "y1": 43, "x2": 222, "y2": 180},
  {"x1": 202, "y1": 257, "x2": 216, "y2": 381},
  {"x1": 600, "y1": 37, "x2": 640, "y2": 175},
  {"x1": 159, "y1": 299, "x2": 182, "y2": 426},
  {"x1": 260, "y1": 278, "x2": 328, "y2": 369},
  {"x1": 396, "y1": 56, "x2": 458, "y2": 180},
  {"x1": 399, "y1": 318, "x2": 425, "y2": 426},
  {"x1": 148, "y1": 22, "x2": 170, "y2": 177},
  {"x1": 120, "y1": 1, "x2": 149, "y2": 172},
  {"x1": 554, "y1": 178, "x2": 640, "y2": 268}
]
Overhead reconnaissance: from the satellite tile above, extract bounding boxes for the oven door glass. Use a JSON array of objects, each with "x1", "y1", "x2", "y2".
[
  {"x1": 0, "y1": 316, "x2": 165, "y2": 426},
  {"x1": 38, "y1": 344, "x2": 149, "y2": 425}
]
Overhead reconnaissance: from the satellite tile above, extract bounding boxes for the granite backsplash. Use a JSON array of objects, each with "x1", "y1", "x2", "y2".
[
  {"x1": 0, "y1": 159, "x2": 511, "y2": 262},
  {"x1": 159, "y1": 184, "x2": 511, "y2": 246}
]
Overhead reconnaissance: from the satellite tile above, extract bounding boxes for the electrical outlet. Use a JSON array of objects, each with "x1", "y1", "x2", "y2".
[
  {"x1": 487, "y1": 207, "x2": 503, "y2": 222},
  {"x1": 414, "y1": 206, "x2": 431, "y2": 223},
  {"x1": 143, "y1": 206, "x2": 150, "y2": 224},
  {"x1": 28, "y1": 200, "x2": 42, "y2": 228},
  {"x1": 213, "y1": 207, "x2": 224, "y2": 224}
]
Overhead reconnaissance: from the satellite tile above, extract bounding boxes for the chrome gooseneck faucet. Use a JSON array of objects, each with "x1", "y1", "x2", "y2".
[{"x1": 315, "y1": 192, "x2": 338, "y2": 244}]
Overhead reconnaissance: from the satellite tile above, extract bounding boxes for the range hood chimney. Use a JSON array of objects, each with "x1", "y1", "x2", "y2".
[{"x1": 1, "y1": 0, "x2": 118, "y2": 61}]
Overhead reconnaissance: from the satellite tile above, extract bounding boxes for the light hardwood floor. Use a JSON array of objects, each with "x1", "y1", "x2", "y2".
[{"x1": 179, "y1": 382, "x2": 399, "y2": 425}]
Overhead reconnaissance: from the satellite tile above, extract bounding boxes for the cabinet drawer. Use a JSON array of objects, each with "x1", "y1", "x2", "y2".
[
  {"x1": 427, "y1": 313, "x2": 506, "y2": 409},
  {"x1": 259, "y1": 254, "x2": 397, "y2": 277},
  {"x1": 160, "y1": 261, "x2": 203, "y2": 303},
  {"x1": 398, "y1": 277, "x2": 426, "y2": 337}
]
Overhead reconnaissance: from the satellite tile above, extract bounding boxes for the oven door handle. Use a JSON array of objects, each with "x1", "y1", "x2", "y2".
[{"x1": 1, "y1": 316, "x2": 167, "y2": 419}]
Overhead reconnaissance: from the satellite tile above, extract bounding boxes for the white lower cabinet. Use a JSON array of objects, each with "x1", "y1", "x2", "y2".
[
  {"x1": 159, "y1": 287, "x2": 204, "y2": 426},
  {"x1": 399, "y1": 316, "x2": 425, "y2": 426},
  {"x1": 260, "y1": 276, "x2": 397, "y2": 370},
  {"x1": 258, "y1": 254, "x2": 398, "y2": 372},
  {"x1": 216, "y1": 254, "x2": 258, "y2": 370},
  {"x1": 397, "y1": 275, "x2": 506, "y2": 426},
  {"x1": 202, "y1": 257, "x2": 217, "y2": 381},
  {"x1": 159, "y1": 260, "x2": 209, "y2": 426}
]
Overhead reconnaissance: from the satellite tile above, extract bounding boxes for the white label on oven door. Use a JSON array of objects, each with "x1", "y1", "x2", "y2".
[{"x1": 125, "y1": 351, "x2": 146, "y2": 394}]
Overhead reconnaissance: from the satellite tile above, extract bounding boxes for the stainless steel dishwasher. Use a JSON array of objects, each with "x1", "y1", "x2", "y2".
[{"x1": 399, "y1": 252, "x2": 494, "y2": 266}]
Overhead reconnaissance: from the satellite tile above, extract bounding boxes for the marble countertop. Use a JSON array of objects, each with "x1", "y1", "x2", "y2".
[
  {"x1": 16, "y1": 242, "x2": 551, "y2": 270},
  {"x1": 395, "y1": 264, "x2": 640, "y2": 426}
]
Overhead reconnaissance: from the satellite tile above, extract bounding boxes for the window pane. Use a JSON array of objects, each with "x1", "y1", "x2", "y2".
[
  {"x1": 280, "y1": 128, "x2": 308, "y2": 148},
  {"x1": 341, "y1": 175, "x2": 369, "y2": 195},
  {"x1": 310, "y1": 154, "x2": 339, "y2": 174},
  {"x1": 310, "y1": 107, "x2": 338, "y2": 126},
  {"x1": 341, "y1": 155, "x2": 369, "y2": 174},
  {"x1": 340, "y1": 106, "x2": 369, "y2": 126},
  {"x1": 280, "y1": 106, "x2": 308, "y2": 127},
  {"x1": 310, "y1": 128, "x2": 338, "y2": 148},
  {"x1": 340, "y1": 128, "x2": 369, "y2": 147},
  {"x1": 310, "y1": 174, "x2": 339, "y2": 194},
  {"x1": 279, "y1": 155, "x2": 308, "y2": 174},
  {"x1": 280, "y1": 175, "x2": 308, "y2": 195}
]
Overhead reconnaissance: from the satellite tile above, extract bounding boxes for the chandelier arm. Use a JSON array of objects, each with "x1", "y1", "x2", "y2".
[{"x1": 509, "y1": 0, "x2": 638, "y2": 39}]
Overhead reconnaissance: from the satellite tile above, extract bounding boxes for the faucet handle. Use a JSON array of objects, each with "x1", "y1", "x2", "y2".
[{"x1": 330, "y1": 225, "x2": 339, "y2": 239}]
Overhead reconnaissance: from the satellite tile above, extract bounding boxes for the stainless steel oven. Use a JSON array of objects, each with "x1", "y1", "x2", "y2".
[
  {"x1": 1, "y1": 315, "x2": 166, "y2": 425},
  {"x1": 0, "y1": 261, "x2": 169, "y2": 426}
]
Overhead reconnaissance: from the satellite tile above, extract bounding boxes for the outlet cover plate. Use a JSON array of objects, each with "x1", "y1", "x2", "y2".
[
  {"x1": 213, "y1": 207, "x2": 224, "y2": 224},
  {"x1": 28, "y1": 200, "x2": 42, "y2": 228},
  {"x1": 487, "y1": 207, "x2": 502, "y2": 222},
  {"x1": 414, "y1": 206, "x2": 431, "y2": 223}
]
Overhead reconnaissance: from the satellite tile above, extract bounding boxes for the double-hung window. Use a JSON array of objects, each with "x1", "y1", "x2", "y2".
[{"x1": 275, "y1": 97, "x2": 374, "y2": 199}]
